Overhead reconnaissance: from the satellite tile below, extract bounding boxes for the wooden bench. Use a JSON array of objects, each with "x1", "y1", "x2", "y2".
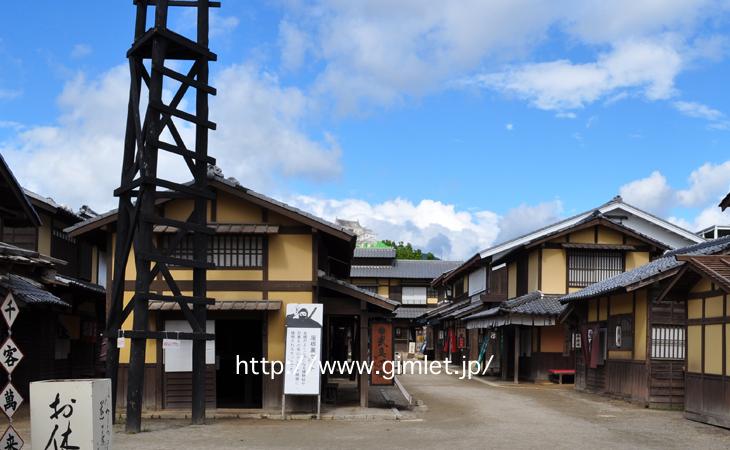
[{"x1": 548, "y1": 369, "x2": 575, "y2": 385}]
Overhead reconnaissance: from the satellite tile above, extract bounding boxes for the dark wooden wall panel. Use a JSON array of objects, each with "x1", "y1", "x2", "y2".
[
  {"x1": 685, "y1": 373, "x2": 730, "y2": 429},
  {"x1": 649, "y1": 360, "x2": 684, "y2": 409},
  {"x1": 606, "y1": 360, "x2": 648, "y2": 404},
  {"x1": 163, "y1": 366, "x2": 216, "y2": 409},
  {"x1": 117, "y1": 365, "x2": 165, "y2": 411}
]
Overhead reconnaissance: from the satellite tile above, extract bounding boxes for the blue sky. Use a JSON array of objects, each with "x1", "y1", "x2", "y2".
[{"x1": 2, "y1": 1, "x2": 730, "y2": 259}]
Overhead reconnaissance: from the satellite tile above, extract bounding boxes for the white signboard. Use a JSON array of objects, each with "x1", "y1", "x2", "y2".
[
  {"x1": 0, "y1": 338, "x2": 22, "y2": 374},
  {"x1": 1, "y1": 294, "x2": 18, "y2": 328},
  {"x1": 30, "y1": 379, "x2": 112, "y2": 450},
  {"x1": 0, "y1": 383, "x2": 22, "y2": 420},
  {"x1": 283, "y1": 304, "x2": 323, "y2": 396},
  {"x1": 163, "y1": 320, "x2": 215, "y2": 372},
  {"x1": 0, "y1": 425, "x2": 23, "y2": 450}
]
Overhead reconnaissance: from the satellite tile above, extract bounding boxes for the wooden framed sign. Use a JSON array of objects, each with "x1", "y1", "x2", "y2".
[{"x1": 370, "y1": 322, "x2": 394, "y2": 386}]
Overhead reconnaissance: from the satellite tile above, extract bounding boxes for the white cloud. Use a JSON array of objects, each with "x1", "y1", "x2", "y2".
[
  {"x1": 677, "y1": 161, "x2": 730, "y2": 207},
  {"x1": 210, "y1": 64, "x2": 342, "y2": 184},
  {"x1": 279, "y1": 21, "x2": 310, "y2": 71},
  {"x1": 564, "y1": 0, "x2": 717, "y2": 43},
  {"x1": 1, "y1": 63, "x2": 342, "y2": 211},
  {"x1": 470, "y1": 38, "x2": 682, "y2": 111},
  {"x1": 673, "y1": 100, "x2": 730, "y2": 129},
  {"x1": 670, "y1": 205, "x2": 730, "y2": 231},
  {"x1": 621, "y1": 162, "x2": 730, "y2": 230},
  {"x1": 71, "y1": 44, "x2": 92, "y2": 59},
  {"x1": 494, "y1": 200, "x2": 564, "y2": 243},
  {"x1": 674, "y1": 101, "x2": 724, "y2": 121},
  {"x1": 287, "y1": 195, "x2": 565, "y2": 260},
  {"x1": 619, "y1": 171, "x2": 675, "y2": 214},
  {"x1": 284, "y1": 0, "x2": 560, "y2": 112},
  {"x1": 277, "y1": 0, "x2": 726, "y2": 112},
  {"x1": 210, "y1": 13, "x2": 240, "y2": 38},
  {"x1": 505, "y1": 123, "x2": 514, "y2": 131}
]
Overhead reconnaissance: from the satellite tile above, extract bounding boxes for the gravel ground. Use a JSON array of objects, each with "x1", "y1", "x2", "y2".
[{"x1": 18, "y1": 371, "x2": 730, "y2": 449}]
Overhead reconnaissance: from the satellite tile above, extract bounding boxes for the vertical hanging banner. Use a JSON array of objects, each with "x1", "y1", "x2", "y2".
[
  {"x1": 0, "y1": 293, "x2": 22, "y2": 449},
  {"x1": 1, "y1": 294, "x2": 18, "y2": 329},
  {"x1": 283, "y1": 304, "x2": 323, "y2": 396},
  {"x1": 370, "y1": 322, "x2": 394, "y2": 386},
  {"x1": 30, "y1": 379, "x2": 112, "y2": 450}
]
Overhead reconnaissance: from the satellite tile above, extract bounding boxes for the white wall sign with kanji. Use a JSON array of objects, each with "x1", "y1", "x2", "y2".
[
  {"x1": 0, "y1": 294, "x2": 18, "y2": 329},
  {"x1": 0, "y1": 425, "x2": 23, "y2": 450},
  {"x1": 0, "y1": 338, "x2": 22, "y2": 374},
  {"x1": 0, "y1": 383, "x2": 22, "y2": 420}
]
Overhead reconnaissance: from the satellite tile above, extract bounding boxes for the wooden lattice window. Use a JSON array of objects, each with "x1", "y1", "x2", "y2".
[
  {"x1": 162, "y1": 234, "x2": 264, "y2": 268},
  {"x1": 567, "y1": 249, "x2": 624, "y2": 287},
  {"x1": 651, "y1": 325, "x2": 685, "y2": 360}
]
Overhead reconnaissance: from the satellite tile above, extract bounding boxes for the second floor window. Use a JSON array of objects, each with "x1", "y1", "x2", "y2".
[
  {"x1": 453, "y1": 277, "x2": 466, "y2": 298},
  {"x1": 567, "y1": 249, "x2": 623, "y2": 287},
  {"x1": 162, "y1": 234, "x2": 264, "y2": 269},
  {"x1": 402, "y1": 286, "x2": 427, "y2": 305}
]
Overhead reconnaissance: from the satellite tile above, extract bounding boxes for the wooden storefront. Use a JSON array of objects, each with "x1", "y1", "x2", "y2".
[
  {"x1": 666, "y1": 255, "x2": 730, "y2": 428},
  {"x1": 67, "y1": 173, "x2": 403, "y2": 412},
  {"x1": 562, "y1": 237, "x2": 730, "y2": 410}
]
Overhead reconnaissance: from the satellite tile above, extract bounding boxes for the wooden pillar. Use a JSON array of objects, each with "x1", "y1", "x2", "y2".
[
  {"x1": 190, "y1": 0, "x2": 211, "y2": 426},
  {"x1": 514, "y1": 326, "x2": 520, "y2": 384},
  {"x1": 499, "y1": 329, "x2": 506, "y2": 380},
  {"x1": 359, "y1": 304, "x2": 369, "y2": 408}
]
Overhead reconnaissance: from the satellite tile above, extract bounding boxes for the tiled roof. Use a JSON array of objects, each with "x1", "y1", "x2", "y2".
[
  {"x1": 65, "y1": 169, "x2": 355, "y2": 242},
  {"x1": 149, "y1": 299, "x2": 281, "y2": 311},
  {"x1": 394, "y1": 306, "x2": 431, "y2": 319},
  {"x1": 23, "y1": 188, "x2": 83, "y2": 221},
  {"x1": 318, "y1": 271, "x2": 399, "y2": 311},
  {"x1": 0, "y1": 241, "x2": 64, "y2": 267},
  {"x1": 464, "y1": 291, "x2": 564, "y2": 320},
  {"x1": 0, "y1": 274, "x2": 69, "y2": 307},
  {"x1": 0, "y1": 153, "x2": 41, "y2": 227},
  {"x1": 505, "y1": 293, "x2": 564, "y2": 315},
  {"x1": 442, "y1": 196, "x2": 705, "y2": 285},
  {"x1": 353, "y1": 247, "x2": 396, "y2": 259},
  {"x1": 560, "y1": 235, "x2": 730, "y2": 303},
  {"x1": 55, "y1": 275, "x2": 106, "y2": 295},
  {"x1": 447, "y1": 301, "x2": 487, "y2": 318},
  {"x1": 676, "y1": 255, "x2": 730, "y2": 291},
  {"x1": 350, "y1": 259, "x2": 462, "y2": 279},
  {"x1": 421, "y1": 300, "x2": 459, "y2": 319}
]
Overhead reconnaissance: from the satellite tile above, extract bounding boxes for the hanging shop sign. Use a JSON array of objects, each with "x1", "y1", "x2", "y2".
[
  {"x1": 283, "y1": 304, "x2": 323, "y2": 396},
  {"x1": 370, "y1": 322, "x2": 394, "y2": 386},
  {"x1": 1, "y1": 294, "x2": 18, "y2": 329},
  {"x1": 457, "y1": 328, "x2": 467, "y2": 350},
  {"x1": 0, "y1": 383, "x2": 22, "y2": 420},
  {"x1": 0, "y1": 425, "x2": 22, "y2": 450},
  {"x1": 0, "y1": 338, "x2": 22, "y2": 375},
  {"x1": 1, "y1": 293, "x2": 23, "y2": 448}
]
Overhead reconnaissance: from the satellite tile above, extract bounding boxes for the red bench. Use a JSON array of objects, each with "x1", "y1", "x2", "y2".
[{"x1": 548, "y1": 369, "x2": 575, "y2": 384}]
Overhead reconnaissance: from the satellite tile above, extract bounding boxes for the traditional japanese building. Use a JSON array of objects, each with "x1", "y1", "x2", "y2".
[
  {"x1": 66, "y1": 169, "x2": 397, "y2": 412},
  {"x1": 349, "y1": 246, "x2": 461, "y2": 356},
  {"x1": 668, "y1": 253, "x2": 730, "y2": 428},
  {"x1": 559, "y1": 236, "x2": 730, "y2": 409},
  {"x1": 426, "y1": 196, "x2": 704, "y2": 382},
  {"x1": 0, "y1": 154, "x2": 106, "y2": 400}
]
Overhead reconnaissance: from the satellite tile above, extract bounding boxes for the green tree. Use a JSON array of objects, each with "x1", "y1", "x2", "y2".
[{"x1": 381, "y1": 240, "x2": 437, "y2": 260}]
